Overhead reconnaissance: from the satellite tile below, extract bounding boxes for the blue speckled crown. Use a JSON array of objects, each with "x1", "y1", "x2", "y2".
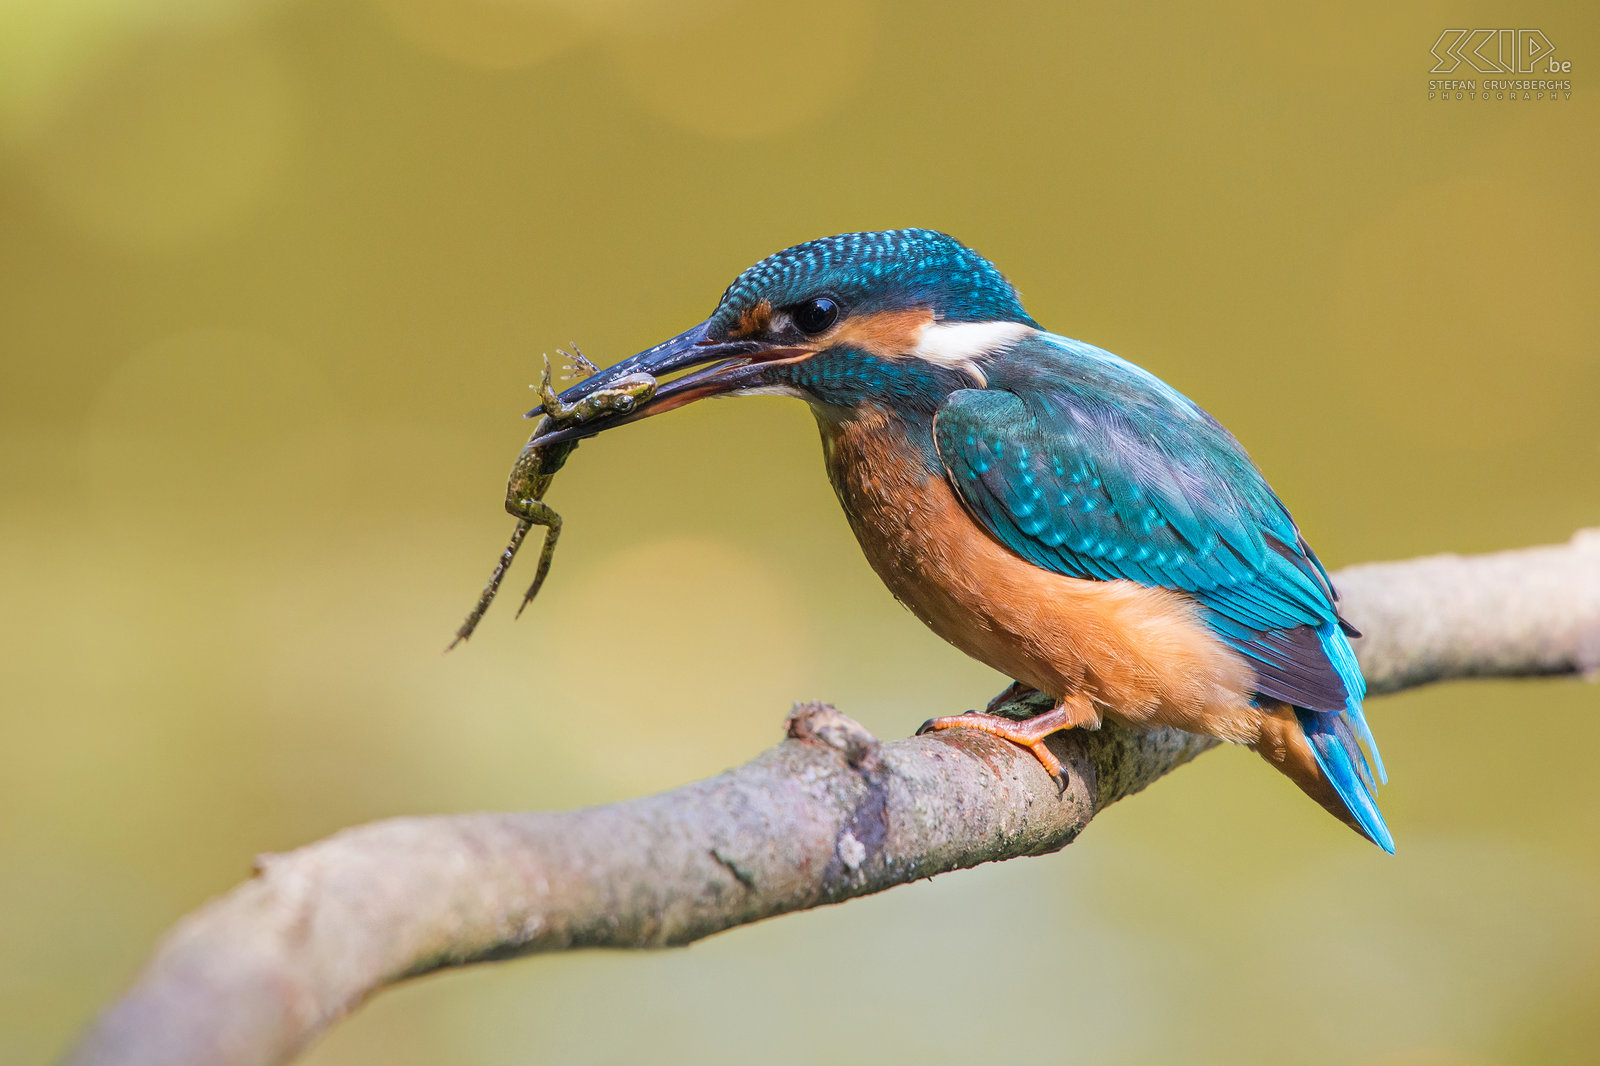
[{"x1": 709, "y1": 229, "x2": 1036, "y2": 331}]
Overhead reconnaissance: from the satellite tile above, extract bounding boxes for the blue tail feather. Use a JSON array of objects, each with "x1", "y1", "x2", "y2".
[
  {"x1": 1297, "y1": 708, "x2": 1394, "y2": 853},
  {"x1": 1301, "y1": 621, "x2": 1393, "y2": 852},
  {"x1": 1318, "y1": 619, "x2": 1387, "y2": 784}
]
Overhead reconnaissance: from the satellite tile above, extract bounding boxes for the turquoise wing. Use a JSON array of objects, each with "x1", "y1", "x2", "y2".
[
  {"x1": 930, "y1": 333, "x2": 1389, "y2": 848},
  {"x1": 935, "y1": 336, "x2": 1381, "y2": 736}
]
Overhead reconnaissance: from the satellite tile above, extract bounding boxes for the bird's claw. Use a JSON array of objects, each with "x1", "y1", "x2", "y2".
[
  {"x1": 916, "y1": 708, "x2": 1072, "y2": 796},
  {"x1": 915, "y1": 709, "x2": 986, "y2": 734}
]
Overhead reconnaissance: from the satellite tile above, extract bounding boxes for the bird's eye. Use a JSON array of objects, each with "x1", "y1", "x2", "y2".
[{"x1": 791, "y1": 297, "x2": 840, "y2": 335}]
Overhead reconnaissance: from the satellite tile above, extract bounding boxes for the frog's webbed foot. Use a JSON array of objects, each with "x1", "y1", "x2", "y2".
[{"x1": 559, "y1": 344, "x2": 599, "y2": 381}]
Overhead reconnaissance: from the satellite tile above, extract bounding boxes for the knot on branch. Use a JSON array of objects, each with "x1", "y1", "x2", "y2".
[{"x1": 785, "y1": 701, "x2": 882, "y2": 773}]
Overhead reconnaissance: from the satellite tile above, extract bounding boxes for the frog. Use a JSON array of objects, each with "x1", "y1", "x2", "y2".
[{"x1": 450, "y1": 346, "x2": 657, "y2": 648}]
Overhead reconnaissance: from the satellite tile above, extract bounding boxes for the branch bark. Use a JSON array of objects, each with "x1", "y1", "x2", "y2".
[{"x1": 64, "y1": 530, "x2": 1600, "y2": 1066}]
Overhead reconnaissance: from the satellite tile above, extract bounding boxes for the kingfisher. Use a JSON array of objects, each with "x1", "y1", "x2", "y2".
[{"x1": 530, "y1": 229, "x2": 1391, "y2": 851}]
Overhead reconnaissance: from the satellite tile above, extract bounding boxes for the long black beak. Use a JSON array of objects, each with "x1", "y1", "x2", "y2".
[{"x1": 526, "y1": 320, "x2": 805, "y2": 446}]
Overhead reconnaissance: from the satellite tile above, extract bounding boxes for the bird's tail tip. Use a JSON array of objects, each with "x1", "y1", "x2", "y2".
[{"x1": 1296, "y1": 706, "x2": 1394, "y2": 854}]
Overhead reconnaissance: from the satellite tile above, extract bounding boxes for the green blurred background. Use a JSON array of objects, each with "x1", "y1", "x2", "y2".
[{"x1": 3, "y1": 1, "x2": 1597, "y2": 1063}]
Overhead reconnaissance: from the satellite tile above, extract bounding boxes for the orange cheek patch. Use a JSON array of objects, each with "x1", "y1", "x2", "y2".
[
  {"x1": 732, "y1": 299, "x2": 774, "y2": 338},
  {"x1": 826, "y1": 308, "x2": 934, "y2": 359}
]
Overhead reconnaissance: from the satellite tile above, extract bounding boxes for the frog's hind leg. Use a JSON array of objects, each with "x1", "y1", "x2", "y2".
[
  {"x1": 515, "y1": 499, "x2": 563, "y2": 618},
  {"x1": 450, "y1": 518, "x2": 534, "y2": 649}
]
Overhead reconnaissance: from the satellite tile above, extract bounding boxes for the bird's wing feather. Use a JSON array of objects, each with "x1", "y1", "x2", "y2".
[{"x1": 931, "y1": 334, "x2": 1359, "y2": 713}]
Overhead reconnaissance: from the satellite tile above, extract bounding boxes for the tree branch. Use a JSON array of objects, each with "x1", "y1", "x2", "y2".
[{"x1": 64, "y1": 530, "x2": 1600, "y2": 1066}]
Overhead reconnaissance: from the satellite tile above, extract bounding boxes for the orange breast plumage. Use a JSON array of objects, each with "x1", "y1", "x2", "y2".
[{"x1": 820, "y1": 404, "x2": 1261, "y2": 743}]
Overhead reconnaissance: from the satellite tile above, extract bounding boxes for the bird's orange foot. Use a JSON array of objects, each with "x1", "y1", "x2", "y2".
[{"x1": 916, "y1": 696, "x2": 1097, "y2": 796}]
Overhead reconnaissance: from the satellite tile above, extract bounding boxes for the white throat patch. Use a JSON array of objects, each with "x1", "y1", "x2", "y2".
[{"x1": 910, "y1": 320, "x2": 1034, "y2": 387}]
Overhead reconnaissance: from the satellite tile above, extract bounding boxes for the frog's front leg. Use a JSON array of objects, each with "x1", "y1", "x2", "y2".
[
  {"x1": 534, "y1": 355, "x2": 582, "y2": 422},
  {"x1": 511, "y1": 497, "x2": 562, "y2": 617}
]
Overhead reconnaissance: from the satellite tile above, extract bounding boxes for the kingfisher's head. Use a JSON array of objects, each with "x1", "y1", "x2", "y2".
[{"x1": 534, "y1": 229, "x2": 1038, "y2": 444}]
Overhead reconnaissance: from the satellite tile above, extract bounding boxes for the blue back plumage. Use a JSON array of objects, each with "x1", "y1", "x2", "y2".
[{"x1": 932, "y1": 331, "x2": 1391, "y2": 849}]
